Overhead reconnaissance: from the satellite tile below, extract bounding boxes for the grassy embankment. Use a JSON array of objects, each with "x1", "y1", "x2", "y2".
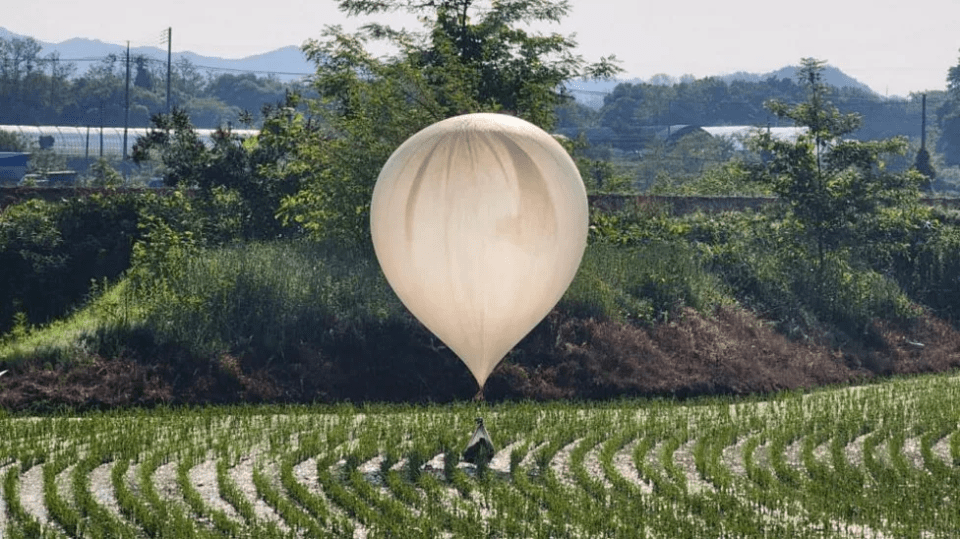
[{"x1": 2, "y1": 200, "x2": 959, "y2": 408}]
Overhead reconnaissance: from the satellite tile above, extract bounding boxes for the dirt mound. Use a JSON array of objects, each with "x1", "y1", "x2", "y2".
[{"x1": 2, "y1": 307, "x2": 959, "y2": 412}]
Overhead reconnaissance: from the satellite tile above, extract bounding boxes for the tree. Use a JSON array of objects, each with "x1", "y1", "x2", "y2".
[
  {"x1": 275, "y1": 0, "x2": 621, "y2": 243},
  {"x1": 0, "y1": 37, "x2": 43, "y2": 119},
  {"x1": 85, "y1": 157, "x2": 124, "y2": 187},
  {"x1": 938, "y1": 49, "x2": 960, "y2": 166},
  {"x1": 134, "y1": 55, "x2": 154, "y2": 90},
  {"x1": 913, "y1": 146, "x2": 935, "y2": 186},
  {"x1": 948, "y1": 49, "x2": 960, "y2": 99},
  {"x1": 133, "y1": 103, "x2": 304, "y2": 239},
  {"x1": 752, "y1": 58, "x2": 927, "y2": 270},
  {"x1": 0, "y1": 131, "x2": 28, "y2": 152},
  {"x1": 204, "y1": 73, "x2": 288, "y2": 123}
]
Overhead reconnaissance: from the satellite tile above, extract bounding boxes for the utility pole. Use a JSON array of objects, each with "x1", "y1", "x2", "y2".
[
  {"x1": 49, "y1": 55, "x2": 56, "y2": 104},
  {"x1": 123, "y1": 41, "x2": 131, "y2": 161},
  {"x1": 921, "y1": 93, "x2": 927, "y2": 150},
  {"x1": 165, "y1": 27, "x2": 172, "y2": 114}
]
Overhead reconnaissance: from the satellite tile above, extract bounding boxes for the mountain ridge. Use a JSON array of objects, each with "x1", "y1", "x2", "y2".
[
  {"x1": 2, "y1": 26, "x2": 880, "y2": 100},
  {"x1": 0, "y1": 26, "x2": 315, "y2": 81}
]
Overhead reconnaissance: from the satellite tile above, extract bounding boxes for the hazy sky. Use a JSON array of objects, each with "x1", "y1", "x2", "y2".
[{"x1": 7, "y1": 0, "x2": 959, "y2": 97}]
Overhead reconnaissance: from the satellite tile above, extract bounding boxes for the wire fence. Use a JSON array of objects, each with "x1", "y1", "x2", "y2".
[{"x1": 0, "y1": 124, "x2": 259, "y2": 158}]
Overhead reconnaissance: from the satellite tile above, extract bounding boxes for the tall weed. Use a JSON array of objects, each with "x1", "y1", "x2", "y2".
[
  {"x1": 693, "y1": 210, "x2": 916, "y2": 341},
  {"x1": 561, "y1": 240, "x2": 729, "y2": 324},
  {"x1": 127, "y1": 240, "x2": 404, "y2": 360}
]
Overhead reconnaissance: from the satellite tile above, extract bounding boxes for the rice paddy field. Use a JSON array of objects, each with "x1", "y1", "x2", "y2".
[{"x1": 2, "y1": 371, "x2": 960, "y2": 538}]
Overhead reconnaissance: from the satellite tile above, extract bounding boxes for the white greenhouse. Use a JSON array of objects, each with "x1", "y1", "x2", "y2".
[{"x1": 0, "y1": 125, "x2": 260, "y2": 159}]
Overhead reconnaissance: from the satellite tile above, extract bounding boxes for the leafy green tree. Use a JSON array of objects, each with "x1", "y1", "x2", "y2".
[
  {"x1": 753, "y1": 58, "x2": 927, "y2": 270},
  {"x1": 205, "y1": 73, "x2": 292, "y2": 123},
  {"x1": 275, "y1": 0, "x2": 621, "y2": 244},
  {"x1": 71, "y1": 54, "x2": 126, "y2": 126},
  {"x1": 937, "y1": 49, "x2": 960, "y2": 166},
  {"x1": 133, "y1": 104, "x2": 303, "y2": 239},
  {"x1": 133, "y1": 55, "x2": 153, "y2": 90},
  {"x1": 0, "y1": 130, "x2": 28, "y2": 152},
  {"x1": 133, "y1": 107, "x2": 209, "y2": 188},
  {"x1": 85, "y1": 157, "x2": 124, "y2": 187},
  {"x1": 913, "y1": 146, "x2": 935, "y2": 185},
  {"x1": 0, "y1": 37, "x2": 43, "y2": 121}
]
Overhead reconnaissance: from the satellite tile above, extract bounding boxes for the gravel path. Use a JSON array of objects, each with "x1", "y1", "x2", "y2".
[
  {"x1": 229, "y1": 453, "x2": 288, "y2": 531},
  {"x1": 674, "y1": 439, "x2": 713, "y2": 494},
  {"x1": 812, "y1": 440, "x2": 833, "y2": 470},
  {"x1": 843, "y1": 434, "x2": 869, "y2": 468},
  {"x1": 19, "y1": 464, "x2": 50, "y2": 527},
  {"x1": 932, "y1": 435, "x2": 954, "y2": 464},
  {"x1": 721, "y1": 436, "x2": 748, "y2": 478},
  {"x1": 192, "y1": 459, "x2": 242, "y2": 521},
  {"x1": 489, "y1": 441, "x2": 521, "y2": 475},
  {"x1": 152, "y1": 461, "x2": 181, "y2": 505},
  {"x1": 549, "y1": 439, "x2": 581, "y2": 490},
  {"x1": 89, "y1": 461, "x2": 125, "y2": 520},
  {"x1": 902, "y1": 437, "x2": 926, "y2": 471},
  {"x1": 611, "y1": 438, "x2": 653, "y2": 494},
  {"x1": 582, "y1": 441, "x2": 612, "y2": 490}
]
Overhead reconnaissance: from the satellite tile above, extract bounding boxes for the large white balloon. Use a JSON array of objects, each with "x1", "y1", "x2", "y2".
[{"x1": 370, "y1": 113, "x2": 588, "y2": 389}]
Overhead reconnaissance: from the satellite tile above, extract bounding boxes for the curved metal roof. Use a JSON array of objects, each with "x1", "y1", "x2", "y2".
[{"x1": 0, "y1": 125, "x2": 259, "y2": 158}]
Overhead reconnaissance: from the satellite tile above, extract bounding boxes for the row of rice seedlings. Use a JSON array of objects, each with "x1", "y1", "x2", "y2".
[
  {"x1": 253, "y1": 457, "x2": 327, "y2": 537},
  {"x1": 213, "y1": 446, "x2": 262, "y2": 530},
  {"x1": 69, "y1": 447, "x2": 139, "y2": 539},
  {"x1": 572, "y1": 421, "x2": 706, "y2": 538},
  {"x1": 42, "y1": 449, "x2": 80, "y2": 536},
  {"x1": 3, "y1": 465, "x2": 51, "y2": 538},
  {"x1": 1, "y1": 374, "x2": 958, "y2": 537},
  {"x1": 695, "y1": 423, "x2": 774, "y2": 536},
  {"x1": 735, "y1": 375, "x2": 960, "y2": 537},
  {"x1": 628, "y1": 419, "x2": 710, "y2": 538},
  {"x1": 282, "y1": 436, "x2": 356, "y2": 536},
  {"x1": 649, "y1": 404, "x2": 794, "y2": 538},
  {"x1": 506, "y1": 420, "x2": 579, "y2": 537},
  {"x1": 371, "y1": 412, "x2": 490, "y2": 537},
  {"x1": 765, "y1": 394, "x2": 887, "y2": 535},
  {"x1": 176, "y1": 447, "x2": 242, "y2": 537}
]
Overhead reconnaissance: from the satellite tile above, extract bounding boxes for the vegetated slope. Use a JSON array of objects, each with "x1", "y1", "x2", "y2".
[
  {"x1": 2, "y1": 373, "x2": 959, "y2": 537},
  {"x1": 2, "y1": 305, "x2": 958, "y2": 412},
  {"x1": 3, "y1": 194, "x2": 960, "y2": 411}
]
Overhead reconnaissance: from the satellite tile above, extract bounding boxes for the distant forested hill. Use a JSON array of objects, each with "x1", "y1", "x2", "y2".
[
  {"x1": 0, "y1": 28, "x2": 312, "y2": 129},
  {"x1": 559, "y1": 72, "x2": 939, "y2": 152}
]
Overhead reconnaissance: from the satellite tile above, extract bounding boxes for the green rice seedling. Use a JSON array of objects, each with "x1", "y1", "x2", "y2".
[
  {"x1": 70, "y1": 450, "x2": 139, "y2": 539},
  {"x1": 3, "y1": 373, "x2": 960, "y2": 537},
  {"x1": 42, "y1": 455, "x2": 80, "y2": 537},
  {"x1": 659, "y1": 429, "x2": 690, "y2": 494},
  {"x1": 111, "y1": 457, "x2": 168, "y2": 538},
  {"x1": 176, "y1": 449, "x2": 242, "y2": 537},
  {"x1": 252, "y1": 461, "x2": 325, "y2": 538},
  {"x1": 3, "y1": 465, "x2": 47, "y2": 538},
  {"x1": 213, "y1": 452, "x2": 258, "y2": 527}
]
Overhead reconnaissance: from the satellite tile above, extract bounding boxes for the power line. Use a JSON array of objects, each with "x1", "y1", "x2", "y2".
[{"x1": 50, "y1": 55, "x2": 314, "y2": 78}]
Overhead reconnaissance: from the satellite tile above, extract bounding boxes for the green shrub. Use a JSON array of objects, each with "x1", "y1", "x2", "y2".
[
  {"x1": 561, "y1": 240, "x2": 729, "y2": 324},
  {"x1": 892, "y1": 214, "x2": 960, "y2": 320},
  {"x1": 0, "y1": 187, "x2": 256, "y2": 337},
  {"x1": 0, "y1": 196, "x2": 139, "y2": 333},
  {"x1": 120, "y1": 240, "x2": 404, "y2": 360},
  {"x1": 691, "y1": 210, "x2": 916, "y2": 340}
]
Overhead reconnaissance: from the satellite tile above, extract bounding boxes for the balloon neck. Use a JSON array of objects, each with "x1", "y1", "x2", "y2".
[{"x1": 473, "y1": 386, "x2": 485, "y2": 403}]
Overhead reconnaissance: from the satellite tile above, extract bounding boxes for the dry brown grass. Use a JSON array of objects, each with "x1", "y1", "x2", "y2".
[{"x1": 2, "y1": 307, "x2": 959, "y2": 411}]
